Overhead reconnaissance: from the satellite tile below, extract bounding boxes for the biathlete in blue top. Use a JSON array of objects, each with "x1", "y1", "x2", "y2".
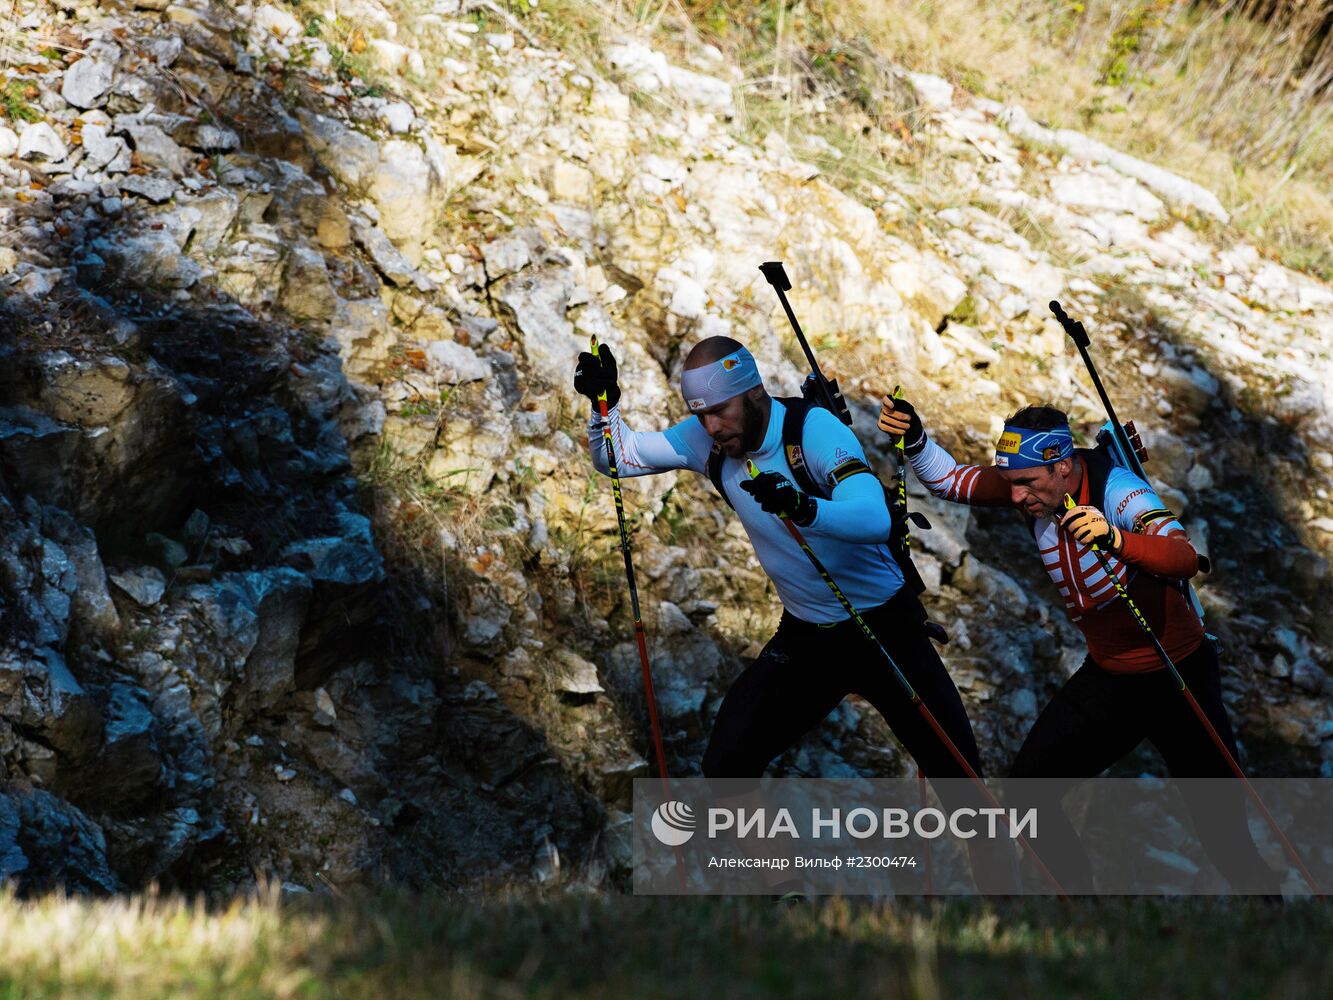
[{"x1": 574, "y1": 335, "x2": 1018, "y2": 893}]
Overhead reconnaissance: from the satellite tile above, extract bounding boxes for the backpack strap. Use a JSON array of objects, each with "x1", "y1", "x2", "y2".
[
  {"x1": 706, "y1": 443, "x2": 733, "y2": 510},
  {"x1": 776, "y1": 395, "x2": 828, "y2": 500},
  {"x1": 1079, "y1": 444, "x2": 1114, "y2": 513}
]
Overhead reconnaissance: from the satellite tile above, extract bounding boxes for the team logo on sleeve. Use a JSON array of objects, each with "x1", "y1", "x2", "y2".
[{"x1": 1116, "y1": 488, "x2": 1150, "y2": 516}]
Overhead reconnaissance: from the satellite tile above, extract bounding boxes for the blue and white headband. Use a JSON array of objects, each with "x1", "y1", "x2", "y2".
[
  {"x1": 995, "y1": 423, "x2": 1074, "y2": 469},
  {"x1": 680, "y1": 348, "x2": 763, "y2": 411}
]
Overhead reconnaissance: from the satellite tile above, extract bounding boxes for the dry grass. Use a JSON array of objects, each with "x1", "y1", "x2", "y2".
[
  {"x1": 0, "y1": 887, "x2": 1329, "y2": 998},
  {"x1": 781, "y1": 0, "x2": 1333, "y2": 279},
  {"x1": 572, "y1": 1, "x2": 1331, "y2": 280}
]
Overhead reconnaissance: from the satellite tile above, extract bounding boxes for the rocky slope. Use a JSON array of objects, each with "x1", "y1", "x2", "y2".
[{"x1": 0, "y1": 0, "x2": 1329, "y2": 894}]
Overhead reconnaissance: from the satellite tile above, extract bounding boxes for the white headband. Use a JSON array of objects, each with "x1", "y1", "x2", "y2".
[{"x1": 680, "y1": 348, "x2": 762, "y2": 411}]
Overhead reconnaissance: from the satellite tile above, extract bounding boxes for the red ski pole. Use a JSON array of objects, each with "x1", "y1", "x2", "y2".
[
  {"x1": 1063, "y1": 494, "x2": 1322, "y2": 897},
  {"x1": 747, "y1": 460, "x2": 1066, "y2": 898}
]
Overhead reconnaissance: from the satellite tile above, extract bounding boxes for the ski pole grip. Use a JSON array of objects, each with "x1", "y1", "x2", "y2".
[
  {"x1": 1049, "y1": 300, "x2": 1089, "y2": 348},
  {"x1": 759, "y1": 261, "x2": 792, "y2": 292}
]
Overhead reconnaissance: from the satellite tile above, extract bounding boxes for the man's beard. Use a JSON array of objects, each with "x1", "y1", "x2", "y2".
[{"x1": 739, "y1": 393, "x2": 765, "y2": 453}]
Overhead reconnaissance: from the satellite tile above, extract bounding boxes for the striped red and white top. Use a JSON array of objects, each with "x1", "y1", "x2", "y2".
[{"x1": 910, "y1": 436, "x2": 1203, "y2": 673}]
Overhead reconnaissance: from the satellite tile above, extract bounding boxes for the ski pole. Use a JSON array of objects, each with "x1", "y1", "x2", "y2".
[
  {"x1": 747, "y1": 460, "x2": 1067, "y2": 897},
  {"x1": 1050, "y1": 300, "x2": 1211, "y2": 613},
  {"x1": 1062, "y1": 495, "x2": 1323, "y2": 897},
  {"x1": 1049, "y1": 301, "x2": 1142, "y2": 476},
  {"x1": 886, "y1": 387, "x2": 947, "y2": 641},
  {"x1": 890, "y1": 385, "x2": 932, "y2": 539},
  {"x1": 759, "y1": 261, "x2": 853, "y2": 426},
  {"x1": 590, "y1": 336, "x2": 672, "y2": 798},
  {"x1": 590, "y1": 337, "x2": 687, "y2": 891},
  {"x1": 918, "y1": 768, "x2": 934, "y2": 898}
]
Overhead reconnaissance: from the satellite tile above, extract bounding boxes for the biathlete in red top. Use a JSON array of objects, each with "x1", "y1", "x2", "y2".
[{"x1": 879, "y1": 396, "x2": 1280, "y2": 894}]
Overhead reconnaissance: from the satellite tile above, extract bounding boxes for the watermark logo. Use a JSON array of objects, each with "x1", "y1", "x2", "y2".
[{"x1": 651, "y1": 801, "x2": 697, "y2": 846}]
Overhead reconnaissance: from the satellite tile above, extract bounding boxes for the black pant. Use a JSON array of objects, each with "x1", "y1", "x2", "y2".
[
  {"x1": 702, "y1": 588, "x2": 983, "y2": 786},
  {"x1": 701, "y1": 589, "x2": 1018, "y2": 892},
  {"x1": 1009, "y1": 639, "x2": 1280, "y2": 893}
]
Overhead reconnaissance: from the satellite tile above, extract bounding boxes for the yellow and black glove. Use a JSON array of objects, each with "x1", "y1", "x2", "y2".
[
  {"x1": 877, "y1": 394, "x2": 926, "y2": 455},
  {"x1": 740, "y1": 471, "x2": 817, "y2": 526},
  {"x1": 574, "y1": 345, "x2": 620, "y2": 415},
  {"x1": 1061, "y1": 504, "x2": 1122, "y2": 552}
]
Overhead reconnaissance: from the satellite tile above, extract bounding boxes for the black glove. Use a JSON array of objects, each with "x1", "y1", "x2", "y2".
[
  {"x1": 877, "y1": 394, "x2": 926, "y2": 455},
  {"x1": 574, "y1": 345, "x2": 620, "y2": 414},
  {"x1": 739, "y1": 471, "x2": 817, "y2": 526}
]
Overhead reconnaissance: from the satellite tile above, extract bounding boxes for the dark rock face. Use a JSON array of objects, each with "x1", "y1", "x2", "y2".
[
  {"x1": 0, "y1": 789, "x2": 119, "y2": 895},
  {"x1": 0, "y1": 351, "x2": 197, "y2": 535},
  {"x1": 0, "y1": 94, "x2": 599, "y2": 895},
  {"x1": 0, "y1": 279, "x2": 599, "y2": 895}
]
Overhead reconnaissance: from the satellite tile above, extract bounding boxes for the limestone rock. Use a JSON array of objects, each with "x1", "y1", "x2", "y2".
[
  {"x1": 481, "y1": 235, "x2": 531, "y2": 279},
  {"x1": 905, "y1": 72, "x2": 953, "y2": 110},
  {"x1": 496, "y1": 267, "x2": 578, "y2": 392},
  {"x1": 18, "y1": 122, "x2": 67, "y2": 162},
  {"x1": 379, "y1": 102, "x2": 415, "y2": 134},
  {"x1": 551, "y1": 649, "x2": 603, "y2": 695},
  {"x1": 330, "y1": 298, "x2": 395, "y2": 378},
  {"x1": 37, "y1": 353, "x2": 134, "y2": 428},
  {"x1": 353, "y1": 219, "x2": 431, "y2": 289},
  {"x1": 551, "y1": 160, "x2": 592, "y2": 202},
  {"x1": 367, "y1": 139, "x2": 436, "y2": 265},
  {"x1": 316, "y1": 203, "x2": 352, "y2": 248},
  {"x1": 118, "y1": 174, "x2": 177, "y2": 204},
  {"x1": 281, "y1": 513, "x2": 384, "y2": 588},
  {"x1": 96, "y1": 684, "x2": 165, "y2": 808},
  {"x1": 230, "y1": 568, "x2": 313, "y2": 707},
  {"x1": 174, "y1": 122, "x2": 241, "y2": 152},
  {"x1": 254, "y1": 4, "x2": 301, "y2": 39},
  {"x1": 182, "y1": 189, "x2": 239, "y2": 252},
  {"x1": 62, "y1": 42, "x2": 121, "y2": 109},
  {"x1": 0, "y1": 789, "x2": 118, "y2": 894},
  {"x1": 998, "y1": 104, "x2": 1229, "y2": 222},
  {"x1": 953, "y1": 554, "x2": 1029, "y2": 613},
  {"x1": 605, "y1": 42, "x2": 733, "y2": 116},
  {"x1": 424, "y1": 340, "x2": 489, "y2": 384},
  {"x1": 79, "y1": 123, "x2": 132, "y2": 172},
  {"x1": 123, "y1": 124, "x2": 192, "y2": 176},
  {"x1": 110, "y1": 566, "x2": 168, "y2": 607},
  {"x1": 280, "y1": 246, "x2": 338, "y2": 321},
  {"x1": 369, "y1": 38, "x2": 425, "y2": 77},
  {"x1": 41, "y1": 507, "x2": 120, "y2": 643},
  {"x1": 1049, "y1": 166, "x2": 1164, "y2": 221},
  {"x1": 91, "y1": 231, "x2": 202, "y2": 288},
  {"x1": 295, "y1": 109, "x2": 380, "y2": 190}
]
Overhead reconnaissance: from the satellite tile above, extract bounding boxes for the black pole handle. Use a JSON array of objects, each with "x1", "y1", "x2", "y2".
[
  {"x1": 1049, "y1": 300, "x2": 1089, "y2": 348},
  {"x1": 759, "y1": 261, "x2": 791, "y2": 292},
  {"x1": 759, "y1": 261, "x2": 852, "y2": 426}
]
